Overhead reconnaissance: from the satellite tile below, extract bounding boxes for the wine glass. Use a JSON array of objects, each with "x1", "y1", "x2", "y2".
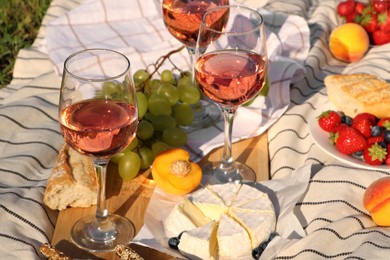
[
  {"x1": 161, "y1": 0, "x2": 229, "y2": 129},
  {"x1": 59, "y1": 49, "x2": 138, "y2": 252},
  {"x1": 195, "y1": 5, "x2": 268, "y2": 183}
]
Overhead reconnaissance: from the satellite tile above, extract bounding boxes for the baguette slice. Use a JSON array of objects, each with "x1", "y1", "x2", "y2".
[
  {"x1": 44, "y1": 145, "x2": 97, "y2": 211},
  {"x1": 325, "y1": 73, "x2": 390, "y2": 118}
]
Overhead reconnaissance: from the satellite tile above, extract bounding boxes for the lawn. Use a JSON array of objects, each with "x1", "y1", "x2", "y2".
[{"x1": 0, "y1": 0, "x2": 52, "y2": 88}]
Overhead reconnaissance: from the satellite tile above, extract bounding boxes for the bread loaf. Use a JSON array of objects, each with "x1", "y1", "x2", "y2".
[
  {"x1": 44, "y1": 145, "x2": 97, "y2": 211},
  {"x1": 324, "y1": 73, "x2": 390, "y2": 118}
]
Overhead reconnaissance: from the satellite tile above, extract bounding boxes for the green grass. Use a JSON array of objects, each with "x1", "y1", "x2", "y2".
[{"x1": 0, "y1": 0, "x2": 52, "y2": 88}]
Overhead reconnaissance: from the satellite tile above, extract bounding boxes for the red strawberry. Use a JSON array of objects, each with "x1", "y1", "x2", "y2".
[
  {"x1": 367, "y1": 135, "x2": 385, "y2": 145},
  {"x1": 378, "y1": 117, "x2": 390, "y2": 129},
  {"x1": 372, "y1": 0, "x2": 389, "y2": 13},
  {"x1": 330, "y1": 123, "x2": 349, "y2": 145},
  {"x1": 317, "y1": 110, "x2": 342, "y2": 132},
  {"x1": 337, "y1": 1, "x2": 356, "y2": 17},
  {"x1": 355, "y1": 2, "x2": 366, "y2": 14},
  {"x1": 378, "y1": 11, "x2": 390, "y2": 31},
  {"x1": 335, "y1": 126, "x2": 367, "y2": 155},
  {"x1": 385, "y1": 143, "x2": 390, "y2": 165},
  {"x1": 352, "y1": 118, "x2": 374, "y2": 138},
  {"x1": 373, "y1": 29, "x2": 390, "y2": 44},
  {"x1": 363, "y1": 143, "x2": 387, "y2": 165},
  {"x1": 361, "y1": 13, "x2": 379, "y2": 33},
  {"x1": 353, "y1": 112, "x2": 377, "y2": 125}
]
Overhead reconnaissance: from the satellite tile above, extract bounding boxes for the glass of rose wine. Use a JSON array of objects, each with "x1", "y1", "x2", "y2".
[
  {"x1": 59, "y1": 49, "x2": 138, "y2": 252},
  {"x1": 162, "y1": 0, "x2": 229, "y2": 129},
  {"x1": 195, "y1": 5, "x2": 268, "y2": 183}
]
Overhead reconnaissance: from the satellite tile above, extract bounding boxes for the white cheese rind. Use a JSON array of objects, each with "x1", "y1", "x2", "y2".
[
  {"x1": 178, "y1": 221, "x2": 218, "y2": 260},
  {"x1": 217, "y1": 213, "x2": 252, "y2": 257},
  {"x1": 164, "y1": 203, "x2": 197, "y2": 239}
]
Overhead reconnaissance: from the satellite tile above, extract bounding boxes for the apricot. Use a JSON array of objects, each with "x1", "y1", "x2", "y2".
[
  {"x1": 363, "y1": 177, "x2": 390, "y2": 226},
  {"x1": 329, "y1": 23, "x2": 369, "y2": 62},
  {"x1": 151, "y1": 148, "x2": 202, "y2": 195}
]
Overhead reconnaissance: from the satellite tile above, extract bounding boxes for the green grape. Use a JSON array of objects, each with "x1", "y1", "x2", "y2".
[
  {"x1": 145, "y1": 79, "x2": 161, "y2": 96},
  {"x1": 148, "y1": 94, "x2": 172, "y2": 116},
  {"x1": 133, "y1": 69, "x2": 150, "y2": 87},
  {"x1": 151, "y1": 114, "x2": 176, "y2": 132},
  {"x1": 137, "y1": 120, "x2": 154, "y2": 140},
  {"x1": 138, "y1": 147, "x2": 154, "y2": 170},
  {"x1": 124, "y1": 137, "x2": 139, "y2": 152},
  {"x1": 174, "y1": 103, "x2": 194, "y2": 126},
  {"x1": 136, "y1": 91, "x2": 148, "y2": 119},
  {"x1": 110, "y1": 152, "x2": 125, "y2": 164},
  {"x1": 102, "y1": 81, "x2": 123, "y2": 99},
  {"x1": 156, "y1": 82, "x2": 180, "y2": 106},
  {"x1": 143, "y1": 112, "x2": 154, "y2": 122},
  {"x1": 151, "y1": 141, "x2": 171, "y2": 157},
  {"x1": 118, "y1": 151, "x2": 141, "y2": 180},
  {"x1": 111, "y1": 137, "x2": 139, "y2": 164},
  {"x1": 177, "y1": 74, "x2": 192, "y2": 87},
  {"x1": 177, "y1": 84, "x2": 201, "y2": 105},
  {"x1": 162, "y1": 127, "x2": 187, "y2": 147},
  {"x1": 160, "y1": 69, "x2": 176, "y2": 84},
  {"x1": 243, "y1": 76, "x2": 269, "y2": 107}
]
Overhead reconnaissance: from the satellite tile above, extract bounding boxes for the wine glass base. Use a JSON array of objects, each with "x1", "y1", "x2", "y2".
[
  {"x1": 181, "y1": 99, "x2": 221, "y2": 131},
  {"x1": 201, "y1": 161, "x2": 257, "y2": 185},
  {"x1": 70, "y1": 214, "x2": 135, "y2": 252}
]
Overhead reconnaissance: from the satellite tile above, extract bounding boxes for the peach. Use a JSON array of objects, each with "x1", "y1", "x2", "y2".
[
  {"x1": 363, "y1": 177, "x2": 390, "y2": 226},
  {"x1": 329, "y1": 23, "x2": 370, "y2": 62}
]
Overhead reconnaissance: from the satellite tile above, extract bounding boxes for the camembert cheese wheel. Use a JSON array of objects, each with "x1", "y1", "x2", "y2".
[{"x1": 164, "y1": 183, "x2": 276, "y2": 259}]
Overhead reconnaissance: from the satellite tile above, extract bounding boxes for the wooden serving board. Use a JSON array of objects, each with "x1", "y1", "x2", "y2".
[{"x1": 51, "y1": 132, "x2": 269, "y2": 259}]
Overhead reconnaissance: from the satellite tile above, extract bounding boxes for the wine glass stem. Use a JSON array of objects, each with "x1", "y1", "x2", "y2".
[
  {"x1": 186, "y1": 46, "x2": 196, "y2": 85},
  {"x1": 94, "y1": 160, "x2": 109, "y2": 222},
  {"x1": 220, "y1": 109, "x2": 236, "y2": 170}
]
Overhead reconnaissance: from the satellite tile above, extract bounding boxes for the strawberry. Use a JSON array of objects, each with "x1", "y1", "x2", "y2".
[
  {"x1": 352, "y1": 118, "x2": 374, "y2": 138},
  {"x1": 367, "y1": 135, "x2": 385, "y2": 145},
  {"x1": 330, "y1": 123, "x2": 349, "y2": 145},
  {"x1": 372, "y1": 0, "x2": 389, "y2": 13},
  {"x1": 363, "y1": 143, "x2": 387, "y2": 165},
  {"x1": 378, "y1": 117, "x2": 390, "y2": 129},
  {"x1": 385, "y1": 143, "x2": 390, "y2": 165},
  {"x1": 378, "y1": 11, "x2": 390, "y2": 31},
  {"x1": 353, "y1": 112, "x2": 377, "y2": 125},
  {"x1": 355, "y1": 2, "x2": 366, "y2": 14},
  {"x1": 361, "y1": 13, "x2": 379, "y2": 33},
  {"x1": 317, "y1": 110, "x2": 342, "y2": 132},
  {"x1": 335, "y1": 126, "x2": 367, "y2": 155},
  {"x1": 373, "y1": 29, "x2": 390, "y2": 44},
  {"x1": 337, "y1": 1, "x2": 356, "y2": 17}
]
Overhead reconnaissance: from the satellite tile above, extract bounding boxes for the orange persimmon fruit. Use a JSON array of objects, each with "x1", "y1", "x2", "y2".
[{"x1": 151, "y1": 148, "x2": 202, "y2": 195}]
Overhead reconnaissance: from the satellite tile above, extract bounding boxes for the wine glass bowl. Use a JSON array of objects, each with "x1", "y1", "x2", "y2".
[
  {"x1": 59, "y1": 49, "x2": 138, "y2": 252},
  {"x1": 195, "y1": 5, "x2": 267, "y2": 183},
  {"x1": 161, "y1": 0, "x2": 229, "y2": 129}
]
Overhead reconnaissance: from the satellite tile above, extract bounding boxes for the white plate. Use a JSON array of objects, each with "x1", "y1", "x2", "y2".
[{"x1": 308, "y1": 103, "x2": 390, "y2": 172}]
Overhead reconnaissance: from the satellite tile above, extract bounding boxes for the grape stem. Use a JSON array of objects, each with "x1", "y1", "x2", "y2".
[{"x1": 137, "y1": 45, "x2": 185, "y2": 91}]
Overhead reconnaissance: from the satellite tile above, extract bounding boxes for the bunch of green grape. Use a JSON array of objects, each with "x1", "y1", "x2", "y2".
[{"x1": 110, "y1": 69, "x2": 201, "y2": 180}]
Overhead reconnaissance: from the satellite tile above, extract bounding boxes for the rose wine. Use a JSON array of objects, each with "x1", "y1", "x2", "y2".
[
  {"x1": 162, "y1": 0, "x2": 228, "y2": 48},
  {"x1": 60, "y1": 99, "x2": 138, "y2": 158},
  {"x1": 195, "y1": 50, "x2": 267, "y2": 107}
]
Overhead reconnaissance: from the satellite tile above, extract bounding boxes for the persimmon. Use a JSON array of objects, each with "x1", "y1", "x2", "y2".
[{"x1": 151, "y1": 148, "x2": 202, "y2": 195}]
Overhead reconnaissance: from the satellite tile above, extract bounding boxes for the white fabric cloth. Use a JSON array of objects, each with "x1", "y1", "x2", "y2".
[
  {"x1": 43, "y1": 0, "x2": 310, "y2": 162},
  {"x1": 4, "y1": 0, "x2": 390, "y2": 259}
]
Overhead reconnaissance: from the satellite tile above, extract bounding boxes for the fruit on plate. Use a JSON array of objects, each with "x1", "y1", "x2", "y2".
[
  {"x1": 151, "y1": 148, "x2": 202, "y2": 195},
  {"x1": 336, "y1": 0, "x2": 390, "y2": 45},
  {"x1": 363, "y1": 176, "x2": 390, "y2": 226},
  {"x1": 329, "y1": 23, "x2": 370, "y2": 62},
  {"x1": 317, "y1": 110, "x2": 342, "y2": 132},
  {"x1": 316, "y1": 110, "x2": 390, "y2": 166}
]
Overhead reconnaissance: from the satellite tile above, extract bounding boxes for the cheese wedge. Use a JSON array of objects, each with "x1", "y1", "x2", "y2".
[{"x1": 178, "y1": 221, "x2": 218, "y2": 260}]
